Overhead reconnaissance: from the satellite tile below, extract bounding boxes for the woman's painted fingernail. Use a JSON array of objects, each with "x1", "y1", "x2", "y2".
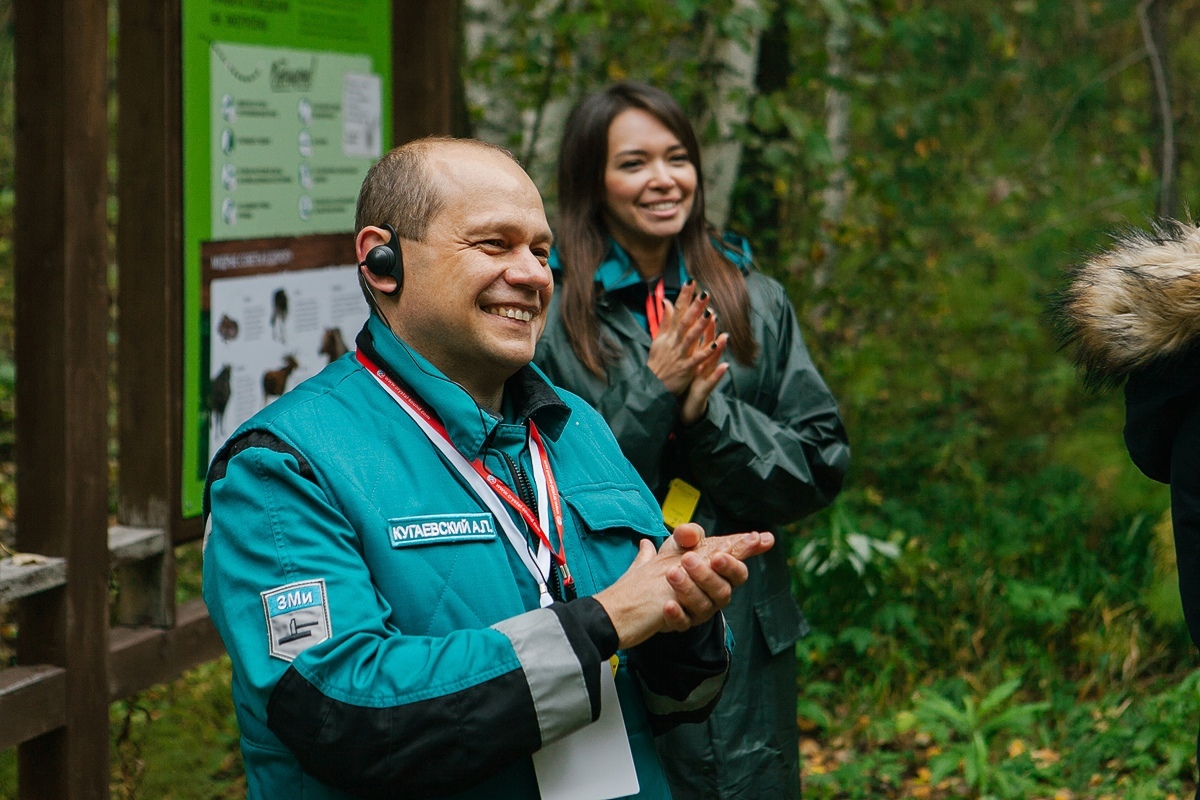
[
  {"x1": 703, "y1": 309, "x2": 712, "y2": 319},
  {"x1": 699, "y1": 291, "x2": 709, "y2": 301}
]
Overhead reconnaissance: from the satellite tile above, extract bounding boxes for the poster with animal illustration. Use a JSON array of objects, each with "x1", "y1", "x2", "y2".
[
  {"x1": 204, "y1": 237, "x2": 367, "y2": 460},
  {"x1": 180, "y1": 0, "x2": 391, "y2": 519}
]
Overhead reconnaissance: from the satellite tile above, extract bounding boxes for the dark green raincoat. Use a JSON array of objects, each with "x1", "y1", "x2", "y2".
[{"x1": 534, "y1": 237, "x2": 850, "y2": 799}]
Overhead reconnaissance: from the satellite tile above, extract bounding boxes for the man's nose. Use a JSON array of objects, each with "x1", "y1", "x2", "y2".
[{"x1": 507, "y1": 248, "x2": 552, "y2": 288}]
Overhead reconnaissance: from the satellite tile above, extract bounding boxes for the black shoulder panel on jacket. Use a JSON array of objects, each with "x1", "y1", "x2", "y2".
[{"x1": 203, "y1": 430, "x2": 316, "y2": 520}]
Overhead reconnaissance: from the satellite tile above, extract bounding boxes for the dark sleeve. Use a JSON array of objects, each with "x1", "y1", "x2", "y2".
[
  {"x1": 592, "y1": 358, "x2": 679, "y2": 490},
  {"x1": 679, "y1": 289, "x2": 850, "y2": 523},
  {"x1": 203, "y1": 435, "x2": 621, "y2": 799},
  {"x1": 1168, "y1": 404, "x2": 1200, "y2": 651},
  {"x1": 625, "y1": 614, "x2": 730, "y2": 735},
  {"x1": 1124, "y1": 351, "x2": 1200, "y2": 484}
]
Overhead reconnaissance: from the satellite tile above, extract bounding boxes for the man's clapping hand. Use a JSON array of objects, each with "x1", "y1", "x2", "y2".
[{"x1": 593, "y1": 523, "x2": 774, "y2": 649}]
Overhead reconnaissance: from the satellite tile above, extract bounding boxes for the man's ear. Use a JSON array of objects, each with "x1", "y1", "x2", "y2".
[{"x1": 356, "y1": 225, "x2": 403, "y2": 297}]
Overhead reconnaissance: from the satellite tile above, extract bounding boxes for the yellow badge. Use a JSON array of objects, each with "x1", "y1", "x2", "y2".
[
  {"x1": 661, "y1": 478, "x2": 701, "y2": 529},
  {"x1": 610, "y1": 654, "x2": 620, "y2": 677}
]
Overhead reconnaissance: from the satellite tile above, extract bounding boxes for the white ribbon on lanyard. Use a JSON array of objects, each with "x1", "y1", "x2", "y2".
[{"x1": 359, "y1": 353, "x2": 557, "y2": 607}]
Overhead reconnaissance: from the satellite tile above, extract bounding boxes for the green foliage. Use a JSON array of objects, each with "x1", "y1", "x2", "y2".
[
  {"x1": 905, "y1": 677, "x2": 1051, "y2": 798},
  {"x1": 794, "y1": 502, "x2": 900, "y2": 597},
  {"x1": 802, "y1": 670, "x2": 1200, "y2": 799}
]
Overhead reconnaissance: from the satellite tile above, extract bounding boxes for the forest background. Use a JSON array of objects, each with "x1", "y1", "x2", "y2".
[{"x1": 2, "y1": 0, "x2": 1200, "y2": 798}]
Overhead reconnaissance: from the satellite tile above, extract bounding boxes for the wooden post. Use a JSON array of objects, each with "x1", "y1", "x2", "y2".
[
  {"x1": 13, "y1": 0, "x2": 112, "y2": 796},
  {"x1": 392, "y1": 0, "x2": 464, "y2": 142},
  {"x1": 115, "y1": 0, "x2": 182, "y2": 626}
]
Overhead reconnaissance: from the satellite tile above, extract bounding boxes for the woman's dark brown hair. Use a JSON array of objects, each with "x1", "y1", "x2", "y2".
[{"x1": 556, "y1": 81, "x2": 758, "y2": 377}]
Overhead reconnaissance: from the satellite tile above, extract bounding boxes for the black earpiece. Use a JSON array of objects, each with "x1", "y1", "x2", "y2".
[{"x1": 360, "y1": 223, "x2": 404, "y2": 296}]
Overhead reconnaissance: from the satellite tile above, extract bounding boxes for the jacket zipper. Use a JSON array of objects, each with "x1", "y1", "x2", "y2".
[{"x1": 500, "y1": 451, "x2": 569, "y2": 602}]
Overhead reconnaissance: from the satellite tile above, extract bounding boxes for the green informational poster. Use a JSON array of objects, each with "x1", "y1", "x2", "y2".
[{"x1": 182, "y1": 0, "x2": 392, "y2": 518}]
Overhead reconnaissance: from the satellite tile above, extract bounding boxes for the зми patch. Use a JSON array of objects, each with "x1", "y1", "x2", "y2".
[{"x1": 261, "y1": 579, "x2": 332, "y2": 661}]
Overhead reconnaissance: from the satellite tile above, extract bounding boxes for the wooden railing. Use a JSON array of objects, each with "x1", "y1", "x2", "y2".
[{"x1": 0, "y1": 528, "x2": 225, "y2": 754}]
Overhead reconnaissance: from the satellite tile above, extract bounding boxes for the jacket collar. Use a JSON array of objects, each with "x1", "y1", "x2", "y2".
[
  {"x1": 547, "y1": 232, "x2": 755, "y2": 345},
  {"x1": 355, "y1": 316, "x2": 570, "y2": 460},
  {"x1": 547, "y1": 233, "x2": 754, "y2": 289},
  {"x1": 592, "y1": 239, "x2": 689, "y2": 293}
]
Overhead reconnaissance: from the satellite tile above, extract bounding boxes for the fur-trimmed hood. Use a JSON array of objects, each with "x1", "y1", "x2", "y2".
[{"x1": 1055, "y1": 219, "x2": 1200, "y2": 386}]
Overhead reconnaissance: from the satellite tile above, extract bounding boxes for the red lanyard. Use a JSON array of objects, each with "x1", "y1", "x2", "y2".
[
  {"x1": 645, "y1": 279, "x2": 666, "y2": 338},
  {"x1": 356, "y1": 349, "x2": 573, "y2": 592}
]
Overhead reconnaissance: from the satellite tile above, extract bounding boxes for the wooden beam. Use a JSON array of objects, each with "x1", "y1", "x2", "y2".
[
  {"x1": 115, "y1": 0, "x2": 182, "y2": 626},
  {"x1": 13, "y1": 0, "x2": 112, "y2": 793},
  {"x1": 0, "y1": 526, "x2": 165, "y2": 605},
  {"x1": 0, "y1": 556, "x2": 67, "y2": 605},
  {"x1": 107, "y1": 598, "x2": 225, "y2": 702},
  {"x1": 0, "y1": 665, "x2": 68, "y2": 752},
  {"x1": 107, "y1": 526, "x2": 167, "y2": 567},
  {"x1": 392, "y1": 0, "x2": 462, "y2": 143}
]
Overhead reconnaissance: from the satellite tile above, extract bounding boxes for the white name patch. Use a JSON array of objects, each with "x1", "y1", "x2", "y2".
[
  {"x1": 261, "y1": 579, "x2": 332, "y2": 662},
  {"x1": 388, "y1": 513, "x2": 497, "y2": 547}
]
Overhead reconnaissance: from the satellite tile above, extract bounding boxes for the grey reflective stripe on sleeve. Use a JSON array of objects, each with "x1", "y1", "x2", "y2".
[
  {"x1": 636, "y1": 669, "x2": 726, "y2": 716},
  {"x1": 492, "y1": 608, "x2": 593, "y2": 746}
]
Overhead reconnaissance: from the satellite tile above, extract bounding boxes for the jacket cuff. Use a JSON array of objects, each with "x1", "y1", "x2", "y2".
[
  {"x1": 627, "y1": 614, "x2": 730, "y2": 734},
  {"x1": 677, "y1": 391, "x2": 726, "y2": 447}
]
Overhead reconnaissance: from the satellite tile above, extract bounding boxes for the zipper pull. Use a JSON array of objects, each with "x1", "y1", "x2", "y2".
[{"x1": 559, "y1": 563, "x2": 576, "y2": 601}]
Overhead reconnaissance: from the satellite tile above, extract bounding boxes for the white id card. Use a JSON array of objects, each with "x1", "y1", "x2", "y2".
[{"x1": 532, "y1": 663, "x2": 640, "y2": 800}]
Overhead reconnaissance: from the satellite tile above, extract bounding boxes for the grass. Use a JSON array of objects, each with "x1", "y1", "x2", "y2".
[{"x1": 798, "y1": 669, "x2": 1200, "y2": 799}]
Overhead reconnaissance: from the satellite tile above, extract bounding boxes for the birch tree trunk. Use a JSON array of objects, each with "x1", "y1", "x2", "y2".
[
  {"x1": 463, "y1": 0, "x2": 523, "y2": 149},
  {"x1": 814, "y1": 6, "x2": 851, "y2": 296},
  {"x1": 1138, "y1": 0, "x2": 1176, "y2": 218},
  {"x1": 463, "y1": 0, "x2": 575, "y2": 202},
  {"x1": 697, "y1": 0, "x2": 768, "y2": 230}
]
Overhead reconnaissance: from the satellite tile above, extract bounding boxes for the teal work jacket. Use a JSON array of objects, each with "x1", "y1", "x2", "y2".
[{"x1": 202, "y1": 315, "x2": 730, "y2": 799}]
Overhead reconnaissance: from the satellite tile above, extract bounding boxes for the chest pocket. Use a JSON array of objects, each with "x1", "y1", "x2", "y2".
[{"x1": 561, "y1": 486, "x2": 665, "y2": 596}]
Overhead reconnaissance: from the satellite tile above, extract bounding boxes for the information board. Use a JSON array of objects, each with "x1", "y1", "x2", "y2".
[{"x1": 182, "y1": 0, "x2": 391, "y2": 517}]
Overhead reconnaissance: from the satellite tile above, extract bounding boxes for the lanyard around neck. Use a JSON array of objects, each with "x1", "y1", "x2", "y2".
[
  {"x1": 355, "y1": 349, "x2": 573, "y2": 606},
  {"x1": 645, "y1": 279, "x2": 666, "y2": 338}
]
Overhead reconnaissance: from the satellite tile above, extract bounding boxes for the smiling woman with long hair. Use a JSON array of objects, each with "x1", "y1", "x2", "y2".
[{"x1": 534, "y1": 81, "x2": 851, "y2": 800}]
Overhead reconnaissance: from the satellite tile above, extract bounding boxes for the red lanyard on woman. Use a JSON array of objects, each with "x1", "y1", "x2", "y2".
[
  {"x1": 645, "y1": 279, "x2": 666, "y2": 338},
  {"x1": 356, "y1": 349, "x2": 573, "y2": 605}
]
